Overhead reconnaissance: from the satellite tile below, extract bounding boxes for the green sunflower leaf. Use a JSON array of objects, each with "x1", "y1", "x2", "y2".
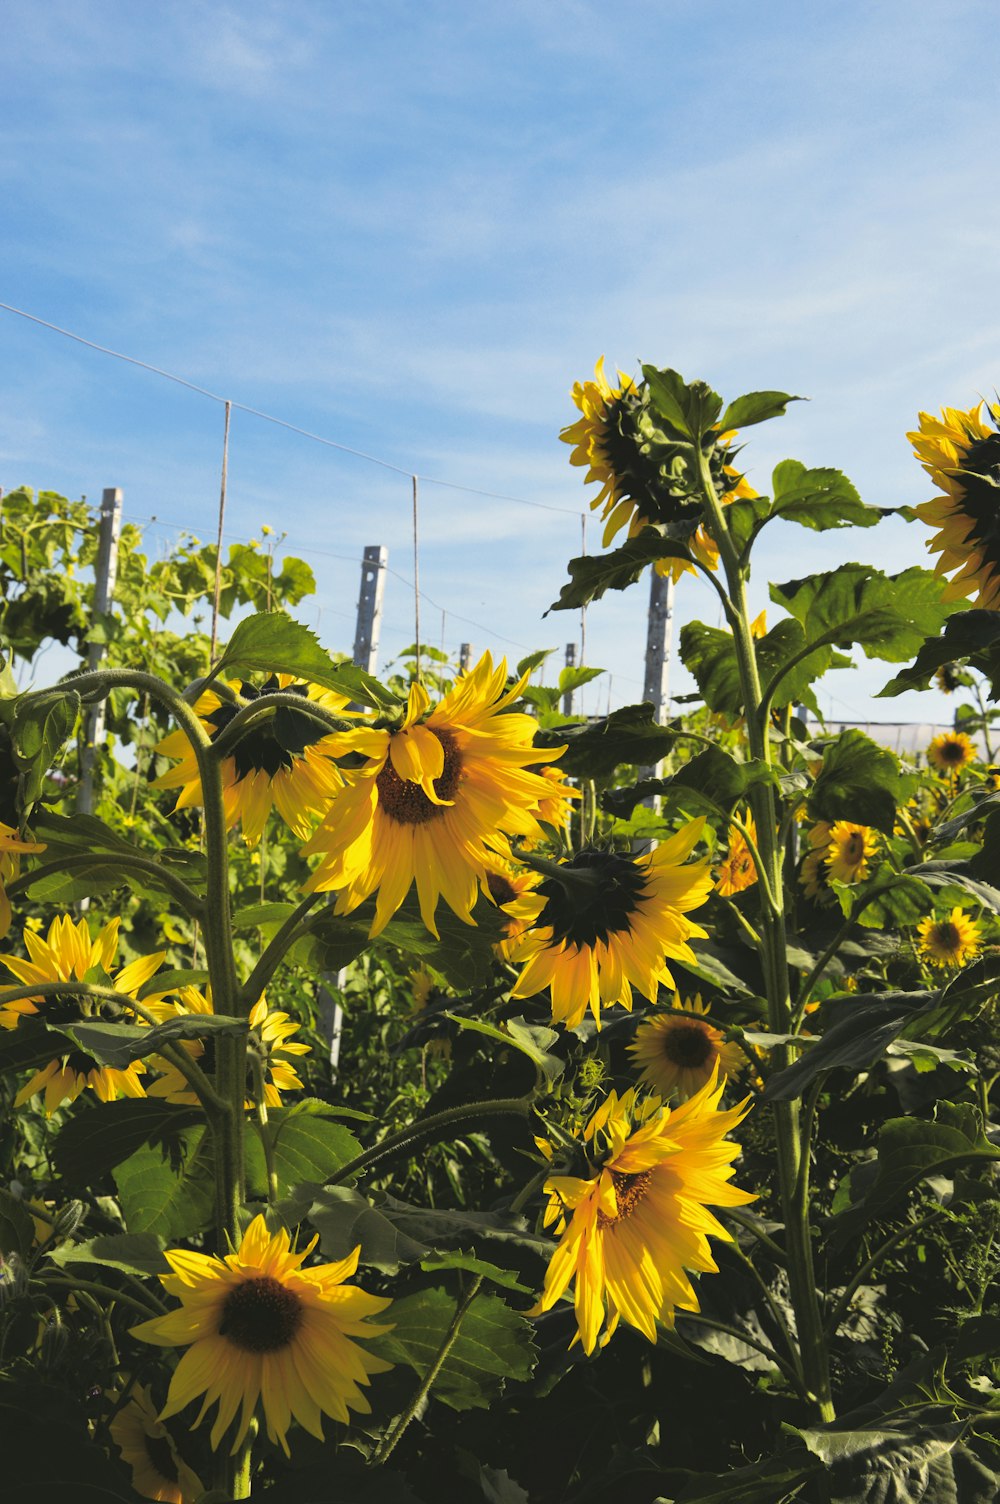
[
  {"x1": 0, "y1": 1188, "x2": 35, "y2": 1258},
  {"x1": 419, "y1": 1250, "x2": 533, "y2": 1294},
  {"x1": 444, "y1": 1014, "x2": 563, "y2": 1084},
  {"x1": 808, "y1": 729, "x2": 918, "y2": 834},
  {"x1": 10, "y1": 688, "x2": 80, "y2": 814},
  {"x1": 49, "y1": 1233, "x2": 169, "y2": 1278},
  {"x1": 0, "y1": 1018, "x2": 72, "y2": 1075},
  {"x1": 253, "y1": 1104, "x2": 363, "y2": 1195},
  {"x1": 770, "y1": 564, "x2": 956, "y2": 665},
  {"x1": 763, "y1": 991, "x2": 939, "y2": 1102},
  {"x1": 680, "y1": 621, "x2": 837, "y2": 717},
  {"x1": 718, "y1": 391, "x2": 803, "y2": 432},
  {"x1": 378, "y1": 892, "x2": 507, "y2": 990},
  {"x1": 288, "y1": 1184, "x2": 430, "y2": 1273},
  {"x1": 61, "y1": 1013, "x2": 246, "y2": 1068},
  {"x1": 549, "y1": 528, "x2": 694, "y2": 612},
  {"x1": 835, "y1": 869, "x2": 935, "y2": 929},
  {"x1": 112, "y1": 1129, "x2": 215, "y2": 1239},
  {"x1": 217, "y1": 611, "x2": 401, "y2": 710},
  {"x1": 375, "y1": 1285, "x2": 537, "y2": 1411},
  {"x1": 534, "y1": 703, "x2": 676, "y2": 779},
  {"x1": 603, "y1": 746, "x2": 779, "y2": 821},
  {"x1": 879, "y1": 609, "x2": 1000, "y2": 697},
  {"x1": 52, "y1": 1099, "x2": 202, "y2": 1184}
]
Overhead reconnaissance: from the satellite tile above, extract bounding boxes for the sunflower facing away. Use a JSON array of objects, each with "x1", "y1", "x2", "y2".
[
  {"x1": 927, "y1": 730, "x2": 977, "y2": 774},
  {"x1": 510, "y1": 820, "x2": 713, "y2": 1030},
  {"x1": 629, "y1": 994, "x2": 748, "y2": 1100},
  {"x1": 0, "y1": 820, "x2": 45, "y2": 940},
  {"x1": 0, "y1": 915, "x2": 166, "y2": 1113},
  {"x1": 145, "y1": 986, "x2": 308, "y2": 1107},
  {"x1": 532, "y1": 1074, "x2": 753, "y2": 1354},
  {"x1": 153, "y1": 675, "x2": 351, "y2": 847},
  {"x1": 916, "y1": 907, "x2": 981, "y2": 968},
  {"x1": 302, "y1": 654, "x2": 562, "y2": 936},
  {"x1": 716, "y1": 812, "x2": 758, "y2": 897},
  {"x1": 560, "y1": 357, "x2": 638, "y2": 526},
  {"x1": 909, "y1": 400, "x2": 1000, "y2": 608},
  {"x1": 823, "y1": 821, "x2": 877, "y2": 885},
  {"x1": 132, "y1": 1215, "x2": 392, "y2": 1456},
  {"x1": 109, "y1": 1382, "x2": 204, "y2": 1504}
]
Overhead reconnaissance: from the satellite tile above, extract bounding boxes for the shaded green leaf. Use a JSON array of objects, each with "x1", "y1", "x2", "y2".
[
  {"x1": 549, "y1": 528, "x2": 693, "y2": 612},
  {"x1": 771, "y1": 565, "x2": 956, "y2": 665},
  {"x1": 879, "y1": 609, "x2": 1000, "y2": 698},
  {"x1": 375, "y1": 1286, "x2": 537, "y2": 1412},
  {"x1": 603, "y1": 746, "x2": 779, "y2": 820},
  {"x1": 764, "y1": 992, "x2": 939, "y2": 1102},
  {"x1": 809, "y1": 729, "x2": 917, "y2": 835},
  {"x1": 112, "y1": 1130, "x2": 215, "y2": 1239},
  {"x1": 419, "y1": 1250, "x2": 533, "y2": 1294},
  {"x1": 291, "y1": 1184, "x2": 430, "y2": 1273},
  {"x1": 63, "y1": 1013, "x2": 246, "y2": 1069},
  {"x1": 50, "y1": 1233, "x2": 168, "y2": 1278},
  {"x1": 444, "y1": 1014, "x2": 563, "y2": 1083},
  {"x1": 52, "y1": 1099, "x2": 202, "y2": 1184},
  {"x1": 534, "y1": 702, "x2": 676, "y2": 779},
  {"x1": 0, "y1": 1189, "x2": 35, "y2": 1258},
  {"x1": 379, "y1": 892, "x2": 507, "y2": 990},
  {"x1": 219, "y1": 611, "x2": 400, "y2": 710}
]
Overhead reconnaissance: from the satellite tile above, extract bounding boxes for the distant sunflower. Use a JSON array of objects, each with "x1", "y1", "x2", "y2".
[
  {"x1": 146, "y1": 986, "x2": 307, "y2": 1108},
  {"x1": 0, "y1": 820, "x2": 45, "y2": 941},
  {"x1": 532, "y1": 1075, "x2": 753, "y2": 1354},
  {"x1": 482, "y1": 856, "x2": 544, "y2": 961},
  {"x1": 109, "y1": 1382, "x2": 203, "y2": 1504},
  {"x1": 917, "y1": 907, "x2": 981, "y2": 968},
  {"x1": 132, "y1": 1214, "x2": 392, "y2": 1456},
  {"x1": 909, "y1": 400, "x2": 1000, "y2": 608},
  {"x1": 510, "y1": 820, "x2": 713, "y2": 1030},
  {"x1": 153, "y1": 675, "x2": 351, "y2": 847},
  {"x1": 529, "y1": 764, "x2": 581, "y2": 841},
  {"x1": 716, "y1": 812, "x2": 758, "y2": 897},
  {"x1": 823, "y1": 822, "x2": 877, "y2": 885},
  {"x1": 629, "y1": 994, "x2": 748, "y2": 1100},
  {"x1": 561, "y1": 357, "x2": 638, "y2": 526},
  {"x1": 302, "y1": 654, "x2": 562, "y2": 937},
  {"x1": 934, "y1": 663, "x2": 963, "y2": 695},
  {"x1": 0, "y1": 915, "x2": 166, "y2": 1113},
  {"x1": 927, "y1": 730, "x2": 976, "y2": 774}
]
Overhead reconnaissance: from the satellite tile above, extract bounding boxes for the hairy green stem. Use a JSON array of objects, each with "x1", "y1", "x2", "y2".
[
  {"x1": 5, "y1": 852, "x2": 204, "y2": 918},
  {"x1": 676, "y1": 1311, "x2": 804, "y2": 1392},
  {"x1": 241, "y1": 891, "x2": 323, "y2": 1005},
  {"x1": 824, "y1": 1210, "x2": 945, "y2": 1338},
  {"x1": 326, "y1": 1098, "x2": 531, "y2": 1186},
  {"x1": 208, "y1": 693, "x2": 353, "y2": 762}
]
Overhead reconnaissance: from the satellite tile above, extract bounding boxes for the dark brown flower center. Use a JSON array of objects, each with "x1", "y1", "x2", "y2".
[
  {"x1": 486, "y1": 871, "x2": 517, "y2": 907},
  {"x1": 954, "y1": 428, "x2": 1000, "y2": 554},
  {"x1": 376, "y1": 728, "x2": 462, "y2": 825},
  {"x1": 538, "y1": 849, "x2": 647, "y2": 948},
  {"x1": 205, "y1": 677, "x2": 324, "y2": 781},
  {"x1": 219, "y1": 1275, "x2": 303, "y2": 1352},
  {"x1": 934, "y1": 922, "x2": 960, "y2": 951},
  {"x1": 597, "y1": 1168, "x2": 654, "y2": 1229},
  {"x1": 843, "y1": 834, "x2": 865, "y2": 863},
  {"x1": 662, "y1": 1018, "x2": 715, "y2": 1068},
  {"x1": 144, "y1": 1432, "x2": 179, "y2": 1484},
  {"x1": 940, "y1": 740, "x2": 967, "y2": 766}
]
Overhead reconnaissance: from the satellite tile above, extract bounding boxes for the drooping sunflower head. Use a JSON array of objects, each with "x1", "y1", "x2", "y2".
[
  {"x1": 146, "y1": 986, "x2": 308, "y2": 1108},
  {"x1": 0, "y1": 820, "x2": 45, "y2": 941},
  {"x1": 716, "y1": 812, "x2": 758, "y2": 897},
  {"x1": 153, "y1": 674, "x2": 352, "y2": 847},
  {"x1": 916, "y1": 907, "x2": 981, "y2": 968},
  {"x1": 909, "y1": 400, "x2": 1000, "y2": 608},
  {"x1": 927, "y1": 730, "x2": 977, "y2": 774},
  {"x1": 561, "y1": 357, "x2": 639, "y2": 521},
  {"x1": 510, "y1": 820, "x2": 712, "y2": 1029},
  {"x1": 109, "y1": 1382, "x2": 203, "y2": 1504},
  {"x1": 629, "y1": 993, "x2": 748, "y2": 1100},
  {"x1": 823, "y1": 821, "x2": 877, "y2": 885}
]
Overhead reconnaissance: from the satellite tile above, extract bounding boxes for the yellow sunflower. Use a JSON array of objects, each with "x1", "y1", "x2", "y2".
[
  {"x1": 561, "y1": 357, "x2": 638, "y2": 524},
  {"x1": 532, "y1": 1074, "x2": 753, "y2": 1354},
  {"x1": 823, "y1": 821, "x2": 877, "y2": 885},
  {"x1": 146, "y1": 986, "x2": 307, "y2": 1108},
  {"x1": 0, "y1": 821, "x2": 46, "y2": 941},
  {"x1": 716, "y1": 812, "x2": 758, "y2": 897},
  {"x1": 0, "y1": 915, "x2": 166, "y2": 1113},
  {"x1": 509, "y1": 820, "x2": 713, "y2": 1030},
  {"x1": 109, "y1": 1383, "x2": 203, "y2": 1504},
  {"x1": 482, "y1": 855, "x2": 545, "y2": 961},
  {"x1": 909, "y1": 400, "x2": 1000, "y2": 608},
  {"x1": 152, "y1": 674, "x2": 351, "y2": 848},
  {"x1": 927, "y1": 730, "x2": 977, "y2": 774},
  {"x1": 528, "y1": 764, "x2": 581, "y2": 842},
  {"x1": 799, "y1": 821, "x2": 836, "y2": 904},
  {"x1": 302, "y1": 653, "x2": 562, "y2": 937},
  {"x1": 132, "y1": 1214, "x2": 392, "y2": 1456},
  {"x1": 916, "y1": 907, "x2": 981, "y2": 968},
  {"x1": 628, "y1": 994, "x2": 748, "y2": 1100}
]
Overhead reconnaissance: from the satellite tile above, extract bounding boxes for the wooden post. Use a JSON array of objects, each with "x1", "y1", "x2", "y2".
[
  {"x1": 638, "y1": 568, "x2": 675, "y2": 785},
  {"x1": 562, "y1": 643, "x2": 578, "y2": 716},
  {"x1": 78, "y1": 488, "x2": 124, "y2": 816},
  {"x1": 319, "y1": 544, "x2": 388, "y2": 1075}
]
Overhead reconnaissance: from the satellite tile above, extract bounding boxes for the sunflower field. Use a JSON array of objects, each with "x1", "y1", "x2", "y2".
[{"x1": 3, "y1": 370, "x2": 1000, "y2": 1504}]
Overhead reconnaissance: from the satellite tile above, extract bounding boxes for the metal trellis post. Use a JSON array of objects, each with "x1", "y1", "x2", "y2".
[
  {"x1": 78, "y1": 488, "x2": 124, "y2": 817},
  {"x1": 562, "y1": 642, "x2": 577, "y2": 717},
  {"x1": 638, "y1": 567, "x2": 675, "y2": 789}
]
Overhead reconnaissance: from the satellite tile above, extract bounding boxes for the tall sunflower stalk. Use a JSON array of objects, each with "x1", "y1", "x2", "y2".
[{"x1": 693, "y1": 443, "x2": 835, "y2": 1421}]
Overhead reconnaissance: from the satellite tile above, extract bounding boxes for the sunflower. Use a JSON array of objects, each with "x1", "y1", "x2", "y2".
[
  {"x1": 132, "y1": 1214, "x2": 392, "y2": 1456},
  {"x1": 799, "y1": 822, "x2": 836, "y2": 904},
  {"x1": 823, "y1": 822, "x2": 877, "y2": 885},
  {"x1": 109, "y1": 1383, "x2": 203, "y2": 1504},
  {"x1": 532, "y1": 1074, "x2": 753, "y2": 1354},
  {"x1": 482, "y1": 855, "x2": 545, "y2": 961},
  {"x1": 302, "y1": 654, "x2": 562, "y2": 937},
  {"x1": 561, "y1": 357, "x2": 638, "y2": 523},
  {"x1": 909, "y1": 400, "x2": 1000, "y2": 608},
  {"x1": 152, "y1": 674, "x2": 351, "y2": 847},
  {"x1": 629, "y1": 994, "x2": 747, "y2": 1100},
  {"x1": 528, "y1": 764, "x2": 581, "y2": 841},
  {"x1": 0, "y1": 821, "x2": 45, "y2": 941},
  {"x1": 916, "y1": 907, "x2": 981, "y2": 968},
  {"x1": 934, "y1": 662, "x2": 963, "y2": 694},
  {"x1": 146, "y1": 986, "x2": 307, "y2": 1108},
  {"x1": 927, "y1": 730, "x2": 977, "y2": 774},
  {"x1": 509, "y1": 820, "x2": 713, "y2": 1030},
  {"x1": 0, "y1": 915, "x2": 166, "y2": 1113},
  {"x1": 716, "y1": 812, "x2": 758, "y2": 897}
]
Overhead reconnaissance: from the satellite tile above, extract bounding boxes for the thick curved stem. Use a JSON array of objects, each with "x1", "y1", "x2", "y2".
[{"x1": 326, "y1": 1098, "x2": 531, "y2": 1186}]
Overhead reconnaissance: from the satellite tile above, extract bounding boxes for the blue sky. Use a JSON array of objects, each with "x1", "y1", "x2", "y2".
[{"x1": 2, "y1": 0, "x2": 999, "y2": 728}]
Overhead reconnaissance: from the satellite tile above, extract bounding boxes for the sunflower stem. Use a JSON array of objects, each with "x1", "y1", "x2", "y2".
[
  {"x1": 4, "y1": 851, "x2": 204, "y2": 917},
  {"x1": 325, "y1": 1098, "x2": 531, "y2": 1186},
  {"x1": 241, "y1": 891, "x2": 322, "y2": 1006},
  {"x1": 208, "y1": 692, "x2": 353, "y2": 762},
  {"x1": 696, "y1": 441, "x2": 835, "y2": 1423}
]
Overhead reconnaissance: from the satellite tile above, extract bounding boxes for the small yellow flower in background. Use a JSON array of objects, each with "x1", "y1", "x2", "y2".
[
  {"x1": 799, "y1": 821, "x2": 836, "y2": 904},
  {"x1": 302, "y1": 653, "x2": 562, "y2": 937},
  {"x1": 629, "y1": 994, "x2": 748, "y2": 1101},
  {"x1": 916, "y1": 907, "x2": 981, "y2": 968},
  {"x1": 531, "y1": 1074, "x2": 753, "y2": 1355},
  {"x1": 716, "y1": 812, "x2": 758, "y2": 897},
  {"x1": 528, "y1": 763, "x2": 581, "y2": 842},
  {"x1": 0, "y1": 915, "x2": 167, "y2": 1114},
  {"x1": 909, "y1": 400, "x2": 1000, "y2": 608},
  {"x1": 510, "y1": 820, "x2": 713, "y2": 1030},
  {"x1": 0, "y1": 820, "x2": 46, "y2": 941},
  {"x1": 927, "y1": 730, "x2": 977, "y2": 774},
  {"x1": 823, "y1": 822, "x2": 877, "y2": 885},
  {"x1": 152, "y1": 674, "x2": 351, "y2": 848},
  {"x1": 146, "y1": 986, "x2": 307, "y2": 1108},
  {"x1": 109, "y1": 1382, "x2": 203, "y2": 1503},
  {"x1": 482, "y1": 855, "x2": 544, "y2": 960},
  {"x1": 132, "y1": 1215, "x2": 392, "y2": 1457}
]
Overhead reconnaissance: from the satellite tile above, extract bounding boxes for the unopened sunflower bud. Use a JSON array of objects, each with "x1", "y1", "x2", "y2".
[
  {"x1": 52, "y1": 1200, "x2": 86, "y2": 1242},
  {"x1": 38, "y1": 1311, "x2": 69, "y2": 1369},
  {"x1": 0, "y1": 1252, "x2": 28, "y2": 1305}
]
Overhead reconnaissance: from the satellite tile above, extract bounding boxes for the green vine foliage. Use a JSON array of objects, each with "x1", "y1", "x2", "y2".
[{"x1": 2, "y1": 381, "x2": 1000, "y2": 1504}]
